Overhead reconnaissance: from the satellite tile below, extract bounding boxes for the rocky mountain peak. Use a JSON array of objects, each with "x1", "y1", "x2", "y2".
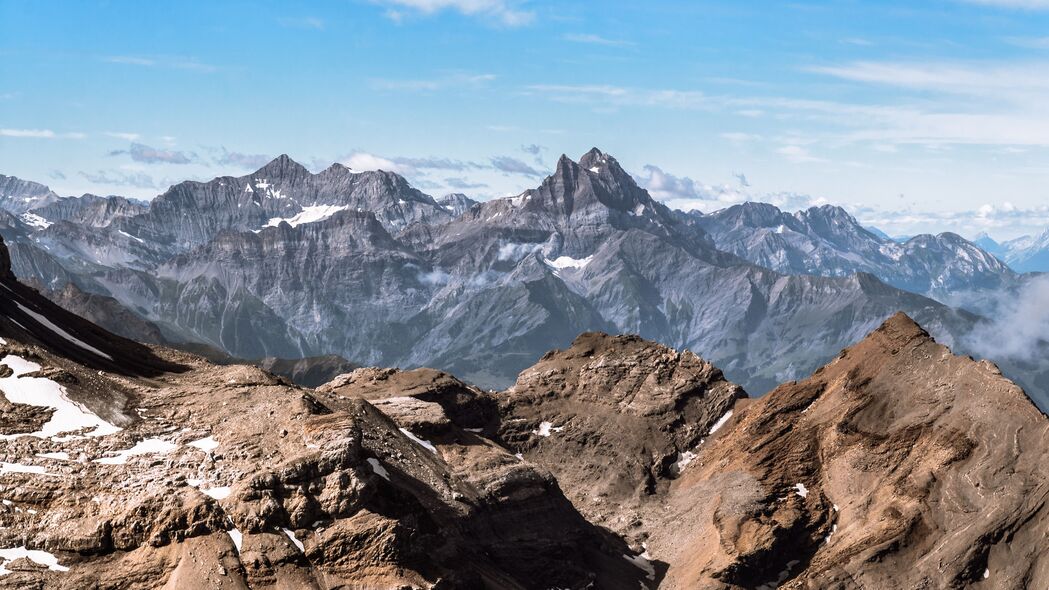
[
  {"x1": 795, "y1": 203, "x2": 863, "y2": 228},
  {"x1": 251, "y1": 153, "x2": 310, "y2": 180},
  {"x1": 0, "y1": 174, "x2": 61, "y2": 215},
  {"x1": 499, "y1": 330, "x2": 745, "y2": 537},
  {"x1": 578, "y1": 146, "x2": 610, "y2": 168},
  {"x1": 871, "y1": 310, "x2": 934, "y2": 344},
  {"x1": 719, "y1": 201, "x2": 786, "y2": 227},
  {"x1": 539, "y1": 148, "x2": 658, "y2": 217},
  {"x1": 437, "y1": 193, "x2": 478, "y2": 216}
]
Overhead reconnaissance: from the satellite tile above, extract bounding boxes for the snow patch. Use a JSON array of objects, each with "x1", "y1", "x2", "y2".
[
  {"x1": 534, "y1": 421, "x2": 564, "y2": 437},
  {"x1": 0, "y1": 546, "x2": 68, "y2": 575},
  {"x1": 0, "y1": 355, "x2": 121, "y2": 440},
  {"x1": 202, "y1": 486, "x2": 232, "y2": 500},
  {"x1": 399, "y1": 428, "x2": 438, "y2": 454},
  {"x1": 94, "y1": 437, "x2": 177, "y2": 465},
  {"x1": 824, "y1": 523, "x2": 837, "y2": 544},
  {"x1": 187, "y1": 436, "x2": 219, "y2": 453},
  {"x1": 794, "y1": 482, "x2": 809, "y2": 498},
  {"x1": 117, "y1": 230, "x2": 145, "y2": 244},
  {"x1": 675, "y1": 450, "x2": 697, "y2": 472},
  {"x1": 226, "y1": 529, "x2": 243, "y2": 553},
  {"x1": 507, "y1": 193, "x2": 531, "y2": 207},
  {"x1": 544, "y1": 255, "x2": 593, "y2": 270},
  {"x1": 264, "y1": 205, "x2": 348, "y2": 228},
  {"x1": 367, "y1": 457, "x2": 390, "y2": 481},
  {"x1": 0, "y1": 462, "x2": 55, "y2": 476},
  {"x1": 20, "y1": 213, "x2": 51, "y2": 229},
  {"x1": 707, "y1": 409, "x2": 733, "y2": 435},
  {"x1": 622, "y1": 551, "x2": 656, "y2": 581},
  {"x1": 283, "y1": 528, "x2": 305, "y2": 552},
  {"x1": 35, "y1": 451, "x2": 69, "y2": 461}
]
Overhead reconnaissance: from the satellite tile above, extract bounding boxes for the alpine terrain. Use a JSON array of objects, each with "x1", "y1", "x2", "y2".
[
  {"x1": 3, "y1": 149, "x2": 1031, "y2": 405},
  {"x1": 0, "y1": 235, "x2": 1044, "y2": 588}
]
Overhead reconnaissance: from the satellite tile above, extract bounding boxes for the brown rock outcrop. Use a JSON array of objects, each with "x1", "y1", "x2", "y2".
[
  {"x1": 497, "y1": 332, "x2": 745, "y2": 541},
  {"x1": 651, "y1": 313, "x2": 1049, "y2": 589}
]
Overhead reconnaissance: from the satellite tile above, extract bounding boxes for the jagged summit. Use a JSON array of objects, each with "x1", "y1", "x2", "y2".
[
  {"x1": 250, "y1": 153, "x2": 311, "y2": 179},
  {"x1": 870, "y1": 310, "x2": 936, "y2": 345},
  {"x1": 528, "y1": 148, "x2": 664, "y2": 218},
  {"x1": 436, "y1": 193, "x2": 478, "y2": 216}
]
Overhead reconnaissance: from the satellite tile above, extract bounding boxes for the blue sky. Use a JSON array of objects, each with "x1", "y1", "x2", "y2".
[{"x1": 4, "y1": 0, "x2": 1049, "y2": 239}]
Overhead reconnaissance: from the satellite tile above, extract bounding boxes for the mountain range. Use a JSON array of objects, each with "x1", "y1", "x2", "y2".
[
  {"x1": 0, "y1": 232, "x2": 1045, "y2": 588},
  {"x1": 2, "y1": 149, "x2": 1043, "y2": 406},
  {"x1": 975, "y1": 231, "x2": 1049, "y2": 273}
]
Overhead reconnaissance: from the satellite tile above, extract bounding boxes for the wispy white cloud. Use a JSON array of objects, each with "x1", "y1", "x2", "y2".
[
  {"x1": 376, "y1": 0, "x2": 534, "y2": 26},
  {"x1": 371, "y1": 72, "x2": 496, "y2": 92},
  {"x1": 1006, "y1": 36, "x2": 1049, "y2": 49},
  {"x1": 109, "y1": 143, "x2": 197, "y2": 164},
  {"x1": 721, "y1": 132, "x2": 762, "y2": 143},
  {"x1": 341, "y1": 152, "x2": 408, "y2": 173},
  {"x1": 634, "y1": 164, "x2": 829, "y2": 213},
  {"x1": 79, "y1": 169, "x2": 158, "y2": 189},
  {"x1": 445, "y1": 176, "x2": 488, "y2": 189},
  {"x1": 776, "y1": 145, "x2": 825, "y2": 163},
  {"x1": 562, "y1": 33, "x2": 634, "y2": 47},
  {"x1": 106, "y1": 131, "x2": 141, "y2": 141},
  {"x1": 801, "y1": 60, "x2": 1049, "y2": 146},
  {"x1": 277, "y1": 16, "x2": 325, "y2": 30},
  {"x1": 958, "y1": 0, "x2": 1049, "y2": 8},
  {"x1": 216, "y1": 148, "x2": 273, "y2": 169},
  {"x1": 1, "y1": 128, "x2": 85, "y2": 139},
  {"x1": 525, "y1": 84, "x2": 710, "y2": 110},
  {"x1": 104, "y1": 55, "x2": 155, "y2": 66},
  {"x1": 102, "y1": 55, "x2": 218, "y2": 73},
  {"x1": 3, "y1": 128, "x2": 56, "y2": 138},
  {"x1": 337, "y1": 149, "x2": 544, "y2": 181},
  {"x1": 852, "y1": 200, "x2": 1049, "y2": 240},
  {"x1": 806, "y1": 60, "x2": 1049, "y2": 99},
  {"x1": 490, "y1": 155, "x2": 543, "y2": 177}
]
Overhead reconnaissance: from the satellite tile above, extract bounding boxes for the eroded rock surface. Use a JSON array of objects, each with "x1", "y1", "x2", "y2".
[
  {"x1": 650, "y1": 313, "x2": 1049, "y2": 589},
  {"x1": 497, "y1": 332, "x2": 745, "y2": 541}
]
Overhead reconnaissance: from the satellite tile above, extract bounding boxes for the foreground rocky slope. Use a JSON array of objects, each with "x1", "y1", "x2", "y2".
[
  {"x1": 659, "y1": 314, "x2": 1049, "y2": 588},
  {"x1": 493, "y1": 314, "x2": 1049, "y2": 589},
  {"x1": 497, "y1": 332, "x2": 745, "y2": 539},
  {"x1": 0, "y1": 239, "x2": 650, "y2": 589}
]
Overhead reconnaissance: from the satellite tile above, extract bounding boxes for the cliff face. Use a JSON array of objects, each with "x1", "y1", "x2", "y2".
[{"x1": 648, "y1": 313, "x2": 1049, "y2": 589}]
